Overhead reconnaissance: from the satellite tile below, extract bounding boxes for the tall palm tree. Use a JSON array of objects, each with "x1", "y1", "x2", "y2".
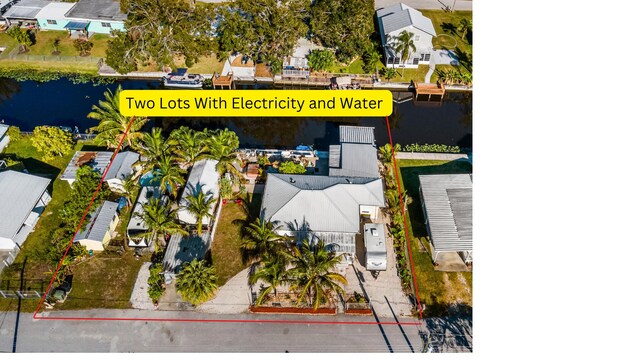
[
  {"x1": 286, "y1": 239, "x2": 347, "y2": 309},
  {"x1": 137, "y1": 197, "x2": 187, "y2": 249},
  {"x1": 170, "y1": 126, "x2": 211, "y2": 168},
  {"x1": 182, "y1": 188, "x2": 217, "y2": 235},
  {"x1": 153, "y1": 154, "x2": 185, "y2": 198},
  {"x1": 136, "y1": 128, "x2": 173, "y2": 174},
  {"x1": 88, "y1": 85, "x2": 149, "y2": 149},
  {"x1": 240, "y1": 218, "x2": 287, "y2": 265},
  {"x1": 248, "y1": 252, "x2": 289, "y2": 305},
  {"x1": 393, "y1": 31, "x2": 416, "y2": 77},
  {"x1": 208, "y1": 128, "x2": 241, "y2": 182},
  {"x1": 176, "y1": 258, "x2": 218, "y2": 305},
  {"x1": 119, "y1": 173, "x2": 139, "y2": 207}
]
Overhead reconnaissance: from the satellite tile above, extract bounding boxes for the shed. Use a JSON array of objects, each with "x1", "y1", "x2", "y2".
[
  {"x1": 364, "y1": 223, "x2": 387, "y2": 271},
  {"x1": 418, "y1": 174, "x2": 472, "y2": 264},
  {"x1": 74, "y1": 201, "x2": 119, "y2": 252}
]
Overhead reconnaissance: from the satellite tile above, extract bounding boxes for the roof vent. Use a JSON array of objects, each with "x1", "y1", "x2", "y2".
[
  {"x1": 289, "y1": 177, "x2": 296, "y2": 183},
  {"x1": 346, "y1": 178, "x2": 352, "y2": 184}
]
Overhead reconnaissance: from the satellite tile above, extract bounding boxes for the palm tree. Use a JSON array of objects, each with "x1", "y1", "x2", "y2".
[
  {"x1": 208, "y1": 128, "x2": 241, "y2": 181},
  {"x1": 153, "y1": 154, "x2": 185, "y2": 198},
  {"x1": 240, "y1": 218, "x2": 287, "y2": 265},
  {"x1": 379, "y1": 143, "x2": 401, "y2": 164},
  {"x1": 393, "y1": 31, "x2": 416, "y2": 77},
  {"x1": 88, "y1": 85, "x2": 149, "y2": 149},
  {"x1": 170, "y1": 126, "x2": 211, "y2": 168},
  {"x1": 285, "y1": 239, "x2": 347, "y2": 309},
  {"x1": 119, "y1": 173, "x2": 139, "y2": 207},
  {"x1": 182, "y1": 188, "x2": 217, "y2": 235},
  {"x1": 136, "y1": 128, "x2": 173, "y2": 174},
  {"x1": 176, "y1": 258, "x2": 218, "y2": 305},
  {"x1": 137, "y1": 197, "x2": 187, "y2": 249},
  {"x1": 248, "y1": 252, "x2": 289, "y2": 305}
]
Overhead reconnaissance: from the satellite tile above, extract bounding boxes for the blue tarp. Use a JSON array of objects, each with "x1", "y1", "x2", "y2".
[{"x1": 64, "y1": 22, "x2": 89, "y2": 30}]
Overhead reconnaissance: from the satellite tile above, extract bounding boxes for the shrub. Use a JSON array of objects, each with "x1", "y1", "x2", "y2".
[
  {"x1": 74, "y1": 39, "x2": 94, "y2": 56},
  {"x1": 30, "y1": 126, "x2": 74, "y2": 161},
  {"x1": 148, "y1": 263, "x2": 165, "y2": 303},
  {"x1": 278, "y1": 161, "x2": 306, "y2": 174},
  {"x1": 402, "y1": 143, "x2": 461, "y2": 153},
  {"x1": 7, "y1": 126, "x2": 22, "y2": 142}
]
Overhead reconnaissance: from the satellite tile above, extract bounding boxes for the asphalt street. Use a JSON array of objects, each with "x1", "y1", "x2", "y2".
[{"x1": 0, "y1": 309, "x2": 426, "y2": 353}]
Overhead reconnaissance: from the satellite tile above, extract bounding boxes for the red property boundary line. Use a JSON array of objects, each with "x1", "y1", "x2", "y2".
[{"x1": 31, "y1": 114, "x2": 424, "y2": 327}]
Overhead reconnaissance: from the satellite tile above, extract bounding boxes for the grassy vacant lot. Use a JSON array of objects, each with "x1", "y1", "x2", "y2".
[
  {"x1": 27, "y1": 31, "x2": 110, "y2": 58},
  {"x1": 396, "y1": 159, "x2": 473, "y2": 317},
  {"x1": 210, "y1": 202, "x2": 249, "y2": 286},
  {"x1": 58, "y1": 252, "x2": 149, "y2": 309}
]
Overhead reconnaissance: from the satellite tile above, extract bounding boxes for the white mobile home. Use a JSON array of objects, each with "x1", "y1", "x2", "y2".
[
  {"x1": 74, "y1": 200, "x2": 119, "y2": 252},
  {"x1": 177, "y1": 159, "x2": 220, "y2": 226}
]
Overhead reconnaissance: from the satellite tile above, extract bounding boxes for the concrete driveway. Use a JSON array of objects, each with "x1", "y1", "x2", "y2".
[{"x1": 345, "y1": 220, "x2": 414, "y2": 318}]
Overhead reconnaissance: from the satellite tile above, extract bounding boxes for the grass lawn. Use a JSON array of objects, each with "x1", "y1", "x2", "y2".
[
  {"x1": 419, "y1": 10, "x2": 472, "y2": 54},
  {"x1": 396, "y1": 158, "x2": 473, "y2": 317},
  {"x1": 210, "y1": 202, "x2": 249, "y2": 286},
  {"x1": 391, "y1": 64, "x2": 431, "y2": 83},
  {"x1": 57, "y1": 251, "x2": 149, "y2": 310},
  {"x1": 27, "y1": 31, "x2": 109, "y2": 58}
]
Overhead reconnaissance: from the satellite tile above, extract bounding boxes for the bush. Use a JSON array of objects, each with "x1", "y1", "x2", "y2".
[
  {"x1": 278, "y1": 161, "x2": 306, "y2": 174},
  {"x1": 307, "y1": 49, "x2": 335, "y2": 72},
  {"x1": 74, "y1": 39, "x2": 94, "y2": 56},
  {"x1": 31, "y1": 126, "x2": 74, "y2": 161},
  {"x1": 7, "y1": 126, "x2": 22, "y2": 142},
  {"x1": 402, "y1": 143, "x2": 461, "y2": 153},
  {"x1": 148, "y1": 263, "x2": 165, "y2": 303}
]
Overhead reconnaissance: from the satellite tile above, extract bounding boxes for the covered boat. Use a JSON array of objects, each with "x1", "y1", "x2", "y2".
[{"x1": 163, "y1": 68, "x2": 204, "y2": 89}]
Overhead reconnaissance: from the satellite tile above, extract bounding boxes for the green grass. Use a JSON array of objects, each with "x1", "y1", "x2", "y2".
[
  {"x1": 396, "y1": 159, "x2": 473, "y2": 317},
  {"x1": 210, "y1": 202, "x2": 249, "y2": 286},
  {"x1": 57, "y1": 252, "x2": 149, "y2": 310},
  {"x1": 391, "y1": 64, "x2": 431, "y2": 83},
  {"x1": 419, "y1": 10, "x2": 472, "y2": 54},
  {"x1": 27, "y1": 31, "x2": 109, "y2": 57}
]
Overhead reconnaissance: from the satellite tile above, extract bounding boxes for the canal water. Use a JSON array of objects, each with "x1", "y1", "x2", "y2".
[{"x1": 0, "y1": 77, "x2": 472, "y2": 150}]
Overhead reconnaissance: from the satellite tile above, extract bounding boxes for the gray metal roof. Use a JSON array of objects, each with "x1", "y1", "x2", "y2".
[
  {"x1": 61, "y1": 151, "x2": 113, "y2": 181},
  {"x1": 328, "y1": 145, "x2": 341, "y2": 168},
  {"x1": 329, "y1": 143, "x2": 380, "y2": 178},
  {"x1": 104, "y1": 151, "x2": 139, "y2": 181},
  {"x1": 65, "y1": 0, "x2": 126, "y2": 21},
  {"x1": 295, "y1": 231, "x2": 356, "y2": 254},
  {"x1": 261, "y1": 173, "x2": 385, "y2": 234},
  {"x1": 376, "y1": 3, "x2": 436, "y2": 36},
  {"x1": 0, "y1": 170, "x2": 50, "y2": 239},
  {"x1": 0, "y1": 124, "x2": 8, "y2": 140},
  {"x1": 2, "y1": 0, "x2": 50, "y2": 19},
  {"x1": 177, "y1": 159, "x2": 220, "y2": 224},
  {"x1": 419, "y1": 174, "x2": 472, "y2": 252},
  {"x1": 163, "y1": 231, "x2": 211, "y2": 273},
  {"x1": 35, "y1": 1, "x2": 74, "y2": 19},
  {"x1": 339, "y1": 126, "x2": 376, "y2": 144},
  {"x1": 75, "y1": 200, "x2": 118, "y2": 242}
]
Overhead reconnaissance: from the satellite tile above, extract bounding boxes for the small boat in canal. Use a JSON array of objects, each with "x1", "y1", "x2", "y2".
[{"x1": 162, "y1": 68, "x2": 204, "y2": 89}]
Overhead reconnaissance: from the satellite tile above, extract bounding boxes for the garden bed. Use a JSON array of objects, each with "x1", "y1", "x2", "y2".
[
  {"x1": 345, "y1": 308, "x2": 373, "y2": 315},
  {"x1": 249, "y1": 306, "x2": 337, "y2": 315}
]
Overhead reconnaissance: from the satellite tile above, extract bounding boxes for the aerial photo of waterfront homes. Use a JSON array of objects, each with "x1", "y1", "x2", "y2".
[{"x1": 0, "y1": 0, "x2": 472, "y2": 353}]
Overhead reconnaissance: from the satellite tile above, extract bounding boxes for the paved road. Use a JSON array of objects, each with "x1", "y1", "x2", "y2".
[
  {"x1": 196, "y1": 0, "x2": 473, "y2": 11},
  {"x1": 0, "y1": 309, "x2": 426, "y2": 352}
]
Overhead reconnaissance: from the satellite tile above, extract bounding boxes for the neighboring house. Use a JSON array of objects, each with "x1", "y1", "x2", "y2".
[
  {"x1": 35, "y1": 1, "x2": 73, "y2": 31},
  {"x1": 418, "y1": 174, "x2": 472, "y2": 264},
  {"x1": 260, "y1": 126, "x2": 385, "y2": 265},
  {"x1": 1, "y1": 0, "x2": 49, "y2": 27},
  {"x1": 282, "y1": 38, "x2": 324, "y2": 77},
  {"x1": 0, "y1": 124, "x2": 10, "y2": 153},
  {"x1": 64, "y1": 0, "x2": 125, "y2": 35},
  {"x1": 104, "y1": 151, "x2": 140, "y2": 193},
  {"x1": 127, "y1": 185, "x2": 164, "y2": 248},
  {"x1": 376, "y1": 3, "x2": 437, "y2": 68},
  {"x1": 0, "y1": 170, "x2": 51, "y2": 251},
  {"x1": 74, "y1": 200, "x2": 119, "y2": 252},
  {"x1": 177, "y1": 159, "x2": 220, "y2": 226},
  {"x1": 61, "y1": 151, "x2": 112, "y2": 185}
]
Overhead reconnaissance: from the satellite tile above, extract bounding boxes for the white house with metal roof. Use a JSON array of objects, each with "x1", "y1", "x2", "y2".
[
  {"x1": 0, "y1": 124, "x2": 10, "y2": 153},
  {"x1": 376, "y1": 3, "x2": 437, "y2": 68},
  {"x1": 104, "y1": 151, "x2": 140, "y2": 193},
  {"x1": 1, "y1": 0, "x2": 49, "y2": 26},
  {"x1": 177, "y1": 159, "x2": 220, "y2": 226},
  {"x1": 418, "y1": 174, "x2": 472, "y2": 264},
  {"x1": 74, "y1": 200, "x2": 119, "y2": 252},
  {"x1": 34, "y1": 1, "x2": 73, "y2": 31},
  {"x1": 0, "y1": 170, "x2": 51, "y2": 251}
]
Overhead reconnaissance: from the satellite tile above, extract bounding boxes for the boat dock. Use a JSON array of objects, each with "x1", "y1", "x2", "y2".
[{"x1": 414, "y1": 83, "x2": 446, "y2": 102}]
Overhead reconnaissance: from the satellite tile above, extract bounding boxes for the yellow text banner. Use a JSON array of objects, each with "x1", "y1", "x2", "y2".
[{"x1": 119, "y1": 90, "x2": 393, "y2": 117}]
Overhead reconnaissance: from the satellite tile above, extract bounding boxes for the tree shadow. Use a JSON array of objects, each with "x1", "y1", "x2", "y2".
[
  {"x1": 79, "y1": 144, "x2": 110, "y2": 152},
  {"x1": 441, "y1": 22, "x2": 458, "y2": 36},
  {"x1": 454, "y1": 47, "x2": 472, "y2": 73},
  {"x1": 425, "y1": 313, "x2": 473, "y2": 352}
]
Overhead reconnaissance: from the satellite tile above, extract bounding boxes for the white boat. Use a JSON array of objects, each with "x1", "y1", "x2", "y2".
[{"x1": 163, "y1": 68, "x2": 204, "y2": 89}]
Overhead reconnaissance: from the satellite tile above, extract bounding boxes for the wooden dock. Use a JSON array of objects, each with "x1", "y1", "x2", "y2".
[
  {"x1": 213, "y1": 73, "x2": 234, "y2": 89},
  {"x1": 414, "y1": 83, "x2": 446, "y2": 102}
]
